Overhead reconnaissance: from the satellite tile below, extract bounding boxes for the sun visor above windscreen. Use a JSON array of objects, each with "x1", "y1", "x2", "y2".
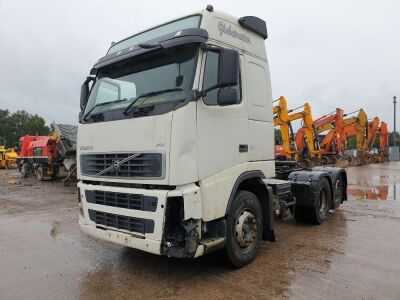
[
  {"x1": 108, "y1": 15, "x2": 202, "y2": 54},
  {"x1": 92, "y1": 28, "x2": 208, "y2": 73}
]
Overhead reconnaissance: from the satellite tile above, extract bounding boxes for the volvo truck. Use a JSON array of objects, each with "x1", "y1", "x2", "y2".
[{"x1": 77, "y1": 6, "x2": 347, "y2": 267}]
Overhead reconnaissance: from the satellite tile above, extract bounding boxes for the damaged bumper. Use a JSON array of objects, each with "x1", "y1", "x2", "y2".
[{"x1": 78, "y1": 181, "x2": 204, "y2": 258}]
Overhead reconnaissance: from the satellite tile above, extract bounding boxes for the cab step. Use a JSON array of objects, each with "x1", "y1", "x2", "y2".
[{"x1": 201, "y1": 237, "x2": 226, "y2": 253}]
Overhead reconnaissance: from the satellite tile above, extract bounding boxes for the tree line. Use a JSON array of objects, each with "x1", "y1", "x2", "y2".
[{"x1": 0, "y1": 109, "x2": 49, "y2": 148}]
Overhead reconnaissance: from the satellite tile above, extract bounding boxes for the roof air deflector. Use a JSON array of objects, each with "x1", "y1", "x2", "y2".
[{"x1": 238, "y1": 16, "x2": 268, "y2": 39}]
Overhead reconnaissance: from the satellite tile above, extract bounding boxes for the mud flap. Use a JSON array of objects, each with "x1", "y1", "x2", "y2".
[
  {"x1": 263, "y1": 185, "x2": 275, "y2": 242},
  {"x1": 288, "y1": 170, "x2": 330, "y2": 208}
]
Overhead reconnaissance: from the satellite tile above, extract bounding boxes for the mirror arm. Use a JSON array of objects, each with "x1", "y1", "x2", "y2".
[
  {"x1": 85, "y1": 76, "x2": 96, "y2": 84},
  {"x1": 201, "y1": 44, "x2": 222, "y2": 52},
  {"x1": 201, "y1": 84, "x2": 218, "y2": 97},
  {"x1": 198, "y1": 84, "x2": 235, "y2": 99}
]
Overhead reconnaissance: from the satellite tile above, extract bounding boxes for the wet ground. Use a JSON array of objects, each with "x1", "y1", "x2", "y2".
[{"x1": 1, "y1": 162, "x2": 400, "y2": 299}]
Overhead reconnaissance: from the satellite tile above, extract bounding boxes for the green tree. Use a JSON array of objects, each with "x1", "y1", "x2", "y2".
[
  {"x1": 0, "y1": 109, "x2": 49, "y2": 148},
  {"x1": 0, "y1": 109, "x2": 11, "y2": 145}
]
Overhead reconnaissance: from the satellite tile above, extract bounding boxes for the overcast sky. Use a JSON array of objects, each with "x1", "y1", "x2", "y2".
[{"x1": 0, "y1": 0, "x2": 399, "y2": 129}]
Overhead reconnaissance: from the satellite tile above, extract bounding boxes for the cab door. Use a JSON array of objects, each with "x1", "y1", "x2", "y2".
[{"x1": 196, "y1": 48, "x2": 248, "y2": 180}]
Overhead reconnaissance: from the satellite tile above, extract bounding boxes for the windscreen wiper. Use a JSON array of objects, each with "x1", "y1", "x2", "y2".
[
  {"x1": 83, "y1": 98, "x2": 128, "y2": 121},
  {"x1": 123, "y1": 88, "x2": 183, "y2": 115}
]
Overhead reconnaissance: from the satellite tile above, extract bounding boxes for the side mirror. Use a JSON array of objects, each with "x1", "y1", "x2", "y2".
[
  {"x1": 217, "y1": 48, "x2": 239, "y2": 87},
  {"x1": 217, "y1": 88, "x2": 239, "y2": 106},
  {"x1": 80, "y1": 76, "x2": 95, "y2": 111}
]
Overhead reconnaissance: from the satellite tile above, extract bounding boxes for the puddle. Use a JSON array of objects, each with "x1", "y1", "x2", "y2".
[
  {"x1": 346, "y1": 163, "x2": 400, "y2": 201},
  {"x1": 347, "y1": 185, "x2": 398, "y2": 200}
]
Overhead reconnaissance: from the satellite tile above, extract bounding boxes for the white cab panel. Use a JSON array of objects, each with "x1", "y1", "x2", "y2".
[
  {"x1": 199, "y1": 161, "x2": 275, "y2": 221},
  {"x1": 77, "y1": 112, "x2": 172, "y2": 185},
  {"x1": 169, "y1": 102, "x2": 199, "y2": 186},
  {"x1": 246, "y1": 59, "x2": 273, "y2": 122}
]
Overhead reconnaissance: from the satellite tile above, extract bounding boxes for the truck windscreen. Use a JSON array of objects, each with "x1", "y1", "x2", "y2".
[
  {"x1": 83, "y1": 43, "x2": 198, "y2": 121},
  {"x1": 108, "y1": 15, "x2": 201, "y2": 54}
]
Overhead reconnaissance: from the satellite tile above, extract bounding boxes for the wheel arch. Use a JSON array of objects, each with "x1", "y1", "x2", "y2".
[
  {"x1": 312, "y1": 167, "x2": 348, "y2": 201},
  {"x1": 225, "y1": 171, "x2": 275, "y2": 242}
]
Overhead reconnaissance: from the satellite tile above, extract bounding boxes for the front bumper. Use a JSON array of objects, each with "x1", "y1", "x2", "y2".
[
  {"x1": 78, "y1": 181, "x2": 203, "y2": 257},
  {"x1": 79, "y1": 219, "x2": 162, "y2": 254}
]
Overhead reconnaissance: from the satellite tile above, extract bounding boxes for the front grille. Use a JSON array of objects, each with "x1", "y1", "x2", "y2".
[
  {"x1": 88, "y1": 209, "x2": 154, "y2": 234},
  {"x1": 81, "y1": 152, "x2": 163, "y2": 178},
  {"x1": 85, "y1": 190, "x2": 157, "y2": 212}
]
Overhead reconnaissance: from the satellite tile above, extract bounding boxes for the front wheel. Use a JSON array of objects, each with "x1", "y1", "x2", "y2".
[
  {"x1": 36, "y1": 166, "x2": 44, "y2": 181},
  {"x1": 20, "y1": 163, "x2": 29, "y2": 177},
  {"x1": 226, "y1": 190, "x2": 263, "y2": 268}
]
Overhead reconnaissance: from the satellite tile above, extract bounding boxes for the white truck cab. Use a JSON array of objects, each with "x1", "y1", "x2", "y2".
[{"x1": 78, "y1": 6, "x2": 347, "y2": 267}]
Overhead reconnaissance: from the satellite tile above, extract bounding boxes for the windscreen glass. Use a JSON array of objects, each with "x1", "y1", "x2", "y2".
[{"x1": 84, "y1": 44, "x2": 198, "y2": 119}]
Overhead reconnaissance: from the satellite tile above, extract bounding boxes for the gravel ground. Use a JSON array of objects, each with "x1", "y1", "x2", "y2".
[{"x1": 1, "y1": 162, "x2": 400, "y2": 299}]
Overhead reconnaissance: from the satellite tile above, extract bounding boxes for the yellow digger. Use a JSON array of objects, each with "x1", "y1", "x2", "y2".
[
  {"x1": 273, "y1": 96, "x2": 320, "y2": 166},
  {"x1": 0, "y1": 146, "x2": 18, "y2": 169}
]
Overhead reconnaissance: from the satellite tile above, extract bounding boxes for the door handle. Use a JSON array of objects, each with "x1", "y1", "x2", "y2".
[{"x1": 239, "y1": 144, "x2": 248, "y2": 153}]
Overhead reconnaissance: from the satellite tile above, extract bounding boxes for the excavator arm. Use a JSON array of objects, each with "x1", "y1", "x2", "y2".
[
  {"x1": 378, "y1": 122, "x2": 388, "y2": 162},
  {"x1": 293, "y1": 103, "x2": 321, "y2": 159},
  {"x1": 343, "y1": 109, "x2": 368, "y2": 164},
  {"x1": 273, "y1": 96, "x2": 300, "y2": 160}
]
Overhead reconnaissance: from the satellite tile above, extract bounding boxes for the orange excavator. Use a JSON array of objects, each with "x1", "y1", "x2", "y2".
[
  {"x1": 273, "y1": 96, "x2": 320, "y2": 163},
  {"x1": 364, "y1": 117, "x2": 380, "y2": 163},
  {"x1": 365, "y1": 119, "x2": 388, "y2": 162},
  {"x1": 378, "y1": 122, "x2": 389, "y2": 162},
  {"x1": 312, "y1": 108, "x2": 346, "y2": 163}
]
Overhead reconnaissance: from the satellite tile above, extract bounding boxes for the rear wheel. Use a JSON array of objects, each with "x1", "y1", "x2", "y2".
[
  {"x1": 332, "y1": 174, "x2": 345, "y2": 209},
  {"x1": 294, "y1": 177, "x2": 331, "y2": 224},
  {"x1": 311, "y1": 178, "x2": 331, "y2": 224},
  {"x1": 226, "y1": 190, "x2": 263, "y2": 268}
]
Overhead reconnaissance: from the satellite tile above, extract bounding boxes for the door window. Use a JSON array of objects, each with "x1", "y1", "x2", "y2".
[{"x1": 202, "y1": 51, "x2": 241, "y2": 105}]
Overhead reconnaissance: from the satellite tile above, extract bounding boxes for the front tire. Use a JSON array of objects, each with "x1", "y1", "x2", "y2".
[
  {"x1": 20, "y1": 163, "x2": 29, "y2": 177},
  {"x1": 226, "y1": 190, "x2": 263, "y2": 268}
]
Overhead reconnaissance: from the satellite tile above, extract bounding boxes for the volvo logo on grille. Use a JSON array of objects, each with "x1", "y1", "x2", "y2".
[
  {"x1": 112, "y1": 160, "x2": 121, "y2": 171},
  {"x1": 96, "y1": 153, "x2": 141, "y2": 176}
]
